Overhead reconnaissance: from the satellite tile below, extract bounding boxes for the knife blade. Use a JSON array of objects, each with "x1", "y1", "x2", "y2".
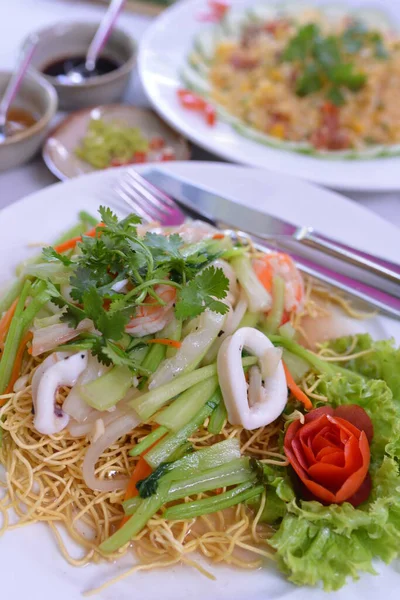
[{"x1": 143, "y1": 168, "x2": 400, "y2": 299}]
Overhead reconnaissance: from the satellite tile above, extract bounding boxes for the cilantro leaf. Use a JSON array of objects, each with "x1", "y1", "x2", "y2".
[
  {"x1": 144, "y1": 232, "x2": 184, "y2": 259},
  {"x1": 82, "y1": 287, "x2": 128, "y2": 341},
  {"x1": 102, "y1": 341, "x2": 150, "y2": 375},
  {"x1": 175, "y1": 266, "x2": 229, "y2": 319},
  {"x1": 42, "y1": 247, "x2": 73, "y2": 266}
]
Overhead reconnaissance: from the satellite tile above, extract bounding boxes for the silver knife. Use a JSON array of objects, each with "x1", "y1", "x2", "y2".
[{"x1": 144, "y1": 168, "x2": 400, "y2": 299}]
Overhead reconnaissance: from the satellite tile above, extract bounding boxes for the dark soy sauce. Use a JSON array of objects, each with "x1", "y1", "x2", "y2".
[{"x1": 42, "y1": 55, "x2": 121, "y2": 82}]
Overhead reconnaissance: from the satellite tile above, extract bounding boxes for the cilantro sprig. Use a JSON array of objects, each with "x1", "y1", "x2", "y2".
[
  {"x1": 42, "y1": 208, "x2": 229, "y2": 366},
  {"x1": 282, "y1": 20, "x2": 387, "y2": 105}
]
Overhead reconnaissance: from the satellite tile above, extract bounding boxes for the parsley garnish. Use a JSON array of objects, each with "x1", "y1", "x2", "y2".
[
  {"x1": 42, "y1": 208, "x2": 229, "y2": 368},
  {"x1": 282, "y1": 19, "x2": 387, "y2": 105},
  {"x1": 175, "y1": 266, "x2": 229, "y2": 319}
]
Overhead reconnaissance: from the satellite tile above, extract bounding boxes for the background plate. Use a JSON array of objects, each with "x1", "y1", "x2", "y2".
[{"x1": 138, "y1": 0, "x2": 400, "y2": 192}]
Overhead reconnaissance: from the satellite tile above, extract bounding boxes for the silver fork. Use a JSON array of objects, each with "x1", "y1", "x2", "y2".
[
  {"x1": 114, "y1": 169, "x2": 186, "y2": 226},
  {"x1": 112, "y1": 168, "x2": 400, "y2": 319}
]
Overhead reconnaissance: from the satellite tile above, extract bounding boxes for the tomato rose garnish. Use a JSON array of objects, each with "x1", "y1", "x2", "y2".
[{"x1": 284, "y1": 405, "x2": 373, "y2": 507}]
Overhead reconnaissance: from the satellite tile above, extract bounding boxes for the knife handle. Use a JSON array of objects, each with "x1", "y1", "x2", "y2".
[{"x1": 295, "y1": 226, "x2": 400, "y2": 286}]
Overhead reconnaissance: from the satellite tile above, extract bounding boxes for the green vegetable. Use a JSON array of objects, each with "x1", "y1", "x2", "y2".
[
  {"x1": 324, "y1": 334, "x2": 400, "y2": 406},
  {"x1": 208, "y1": 391, "x2": 227, "y2": 434},
  {"x1": 45, "y1": 207, "x2": 228, "y2": 367},
  {"x1": 78, "y1": 365, "x2": 133, "y2": 410},
  {"x1": 155, "y1": 376, "x2": 219, "y2": 431},
  {"x1": 129, "y1": 426, "x2": 168, "y2": 457},
  {"x1": 164, "y1": 482, "x2": 264, "y2": 520},
  {"x1": 0, "y1": 281, "x2": 31, "y2": 393},
  {"x1": 75, "y1": 118, "x2": 150, "y2": 169},
  {"x1": 263, "y1": 275, "x2": 285, "y2": 334},
  {"x1": 130, "y1": 356, "x2": 257, "y2": 420},
  {"x1": 282, "y1": 21, "x2": 372, "y2": 104},
  {"x1": 281, "y1": 349, "x2": 310, "y2": 383},
  {"x1": 133, "y1": 438, "x2": 241, "y2": 500},
  {"x1": 270, "y1": 457, "x2": 400, "y2": 591},
  {"x1": 175, "y1": 266, "x2": 229, "y2": 319},
  {"x1": 144, "y1": 393, "x2": 220, "y2": 468},
  {"x1": 100, "y1": 493, "x2": 164, "y2": 554},
  {"x1": 0, "y1": 278, "x2": 25, "y2": 316}
]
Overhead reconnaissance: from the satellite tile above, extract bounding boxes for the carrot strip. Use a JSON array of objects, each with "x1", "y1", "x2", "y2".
[
  {"x1": 212, "y1": 233, "x2": 225, "y2": 240},
  {"x1": 3, "y1": 331, "x2": 32, "y2": 398},
  {"x1": 147, "y1": 338, "x2": 182, "y2": 349},
  {"x1": 53, "y1": 222, "x2": 104, "y2": 254},
  {"x1": 119, "y1": 433, "x2": 165, "y2": 528},
  {"x1": 283, "y1": 361, "x2": 312, "y2": 410},
  {"x1": 0, "y1": 298, "x2": 18, "y2": 351}
]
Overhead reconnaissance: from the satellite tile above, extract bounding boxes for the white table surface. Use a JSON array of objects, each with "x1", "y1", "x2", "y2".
[{"x1": 0, "y1": 0, "x2": 399, "y2": 228}]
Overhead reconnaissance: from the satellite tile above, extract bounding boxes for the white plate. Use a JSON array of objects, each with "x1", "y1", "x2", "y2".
[
  {"x1": 138, "y1": 0, "x2": 400, "y2": 191},
  {"x1": 0, "y1": 162, "x2": 399, "y2": 600}
]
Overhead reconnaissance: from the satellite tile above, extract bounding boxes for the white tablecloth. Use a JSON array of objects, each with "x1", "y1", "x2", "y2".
[{"x1": 0, "y1": 0, "x2": 399, "y2": 227}]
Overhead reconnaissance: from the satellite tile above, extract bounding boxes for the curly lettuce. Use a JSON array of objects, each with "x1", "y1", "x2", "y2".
[{"x1": 264, "y1": 336, "x2": 400, "y2": 591}]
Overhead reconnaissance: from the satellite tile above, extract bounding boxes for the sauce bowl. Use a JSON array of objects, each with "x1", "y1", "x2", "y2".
[{"x1": 26, "y1": 22, "x2": 136, "y2": 111}]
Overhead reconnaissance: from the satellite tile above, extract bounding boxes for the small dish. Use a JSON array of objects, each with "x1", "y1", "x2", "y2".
[
  {"x1": 42, "y1": 104, "x2": 191, "y2": 180},
  {"x1": 26, "y1": 22, "x2": 136, "y2": 110},
  {"x1": 0, "y1": 70, "x2": 57, "y2": 172}
]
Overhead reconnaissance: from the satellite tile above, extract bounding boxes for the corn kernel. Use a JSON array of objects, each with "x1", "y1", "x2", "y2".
[
  {"x1": 269, "y1": 68, "x2": 283, "y2": 82},
  {"x1": 269, "y1": 123, "x2": 285, "y2": 139},
  {"x1": 350, "y1": 120, "x2": 365, "y2": 134}
]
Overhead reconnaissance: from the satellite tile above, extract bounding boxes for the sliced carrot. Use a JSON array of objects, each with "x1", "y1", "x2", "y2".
[
  {"x1": 212, "y1": 233, "x2": 225, "y2": 240},
  {"x1": 3, "y1": 331, "x2": 32, "y2": 398},
  {"x1": 282, "y1": 361, "x2": 312, "y2": 410},
  {"x1": 147, "y1": 338, "x2": 182, "y2": 349},
  {"x1": 119, "y1": 433, "x2": 165, "y2": 528},
  {"x1": 53, "y1": 222, "x2": 104, "y2": 254},
  {"x1": 0, "y1": 298, "x2": 18, "y2": 351}
]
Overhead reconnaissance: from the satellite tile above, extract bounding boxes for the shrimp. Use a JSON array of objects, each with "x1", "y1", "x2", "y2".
[
  {"x1": 168, "y1": 220, "x2": 219, "y2": 244},
  {"x1": 126, "y1": 284, "x2": 176, "y2": 337},
  {"x1": 252, "y1": 252, "x2": 304, "y2": 313}
]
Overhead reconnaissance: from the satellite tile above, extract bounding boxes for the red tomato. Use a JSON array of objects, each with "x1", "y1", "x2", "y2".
[
  {"x1": 177, "y1": 89, "x2": 206, "y2": 110},
  {"x1": 204, "y1": 103, "x2": 216, "y2": 126},
  {"x1": 131, "y1": 151, "x2": 148, "y2": 164},
  {"x1": 149, "y1": 136, "x2": 165, "y2": 150},
  {"x1": 161, "y1": 148, "x2": 176, "y2": 161}
]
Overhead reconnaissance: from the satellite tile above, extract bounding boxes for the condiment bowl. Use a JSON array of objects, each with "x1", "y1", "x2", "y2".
[
  {"x1": 0, "y1": 70, "x2": 57, "y2": 172},
  {"x1": 26, "y1": 22, "x2": 136, "y2": 111}
]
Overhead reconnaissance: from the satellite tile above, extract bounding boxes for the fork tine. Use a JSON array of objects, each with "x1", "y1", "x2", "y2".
[
  {"x1": 118, "y1": 179, "x2": 165, "y2": 222},
  {"x1": 122, "y1": 176, "x2": 173, "y2": 217},
  {"x1": 115, "y1": 183, "x2": 155, "y2": 222},
  {"x1": 126, "y1": 169, "x2": 179, "y2": 210}
]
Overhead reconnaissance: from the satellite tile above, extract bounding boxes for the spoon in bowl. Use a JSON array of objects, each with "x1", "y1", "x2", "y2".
[
  {"x1": 66, "y1": 0, "x2": 126, "y2": 84},
  {"x1": 0, "y1": 38, "x2": 37, "y2": 143}
]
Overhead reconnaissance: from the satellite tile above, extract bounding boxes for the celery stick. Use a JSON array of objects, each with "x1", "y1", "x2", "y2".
[
  {"x1": 53, "y1": 222, "x2": 87, "y2": 245},
  {"x1": 155, "y1": 376, "x2": 218, "y2": 431},
  {"x1": 141, "y1": 343, "x2": 166, "y2": 374},
  {"x1": 130, "y1": 356, "x2": 257, "y2": 421},
  {"x1": 0, "y1": 278, "x2": 25, "y2": 315},
  {"x1": 100, "y1": 493, "x2": 165, "y2": 553},
  {"x1": 129, "y1": 426, "x2": 168, "y2": 456},
  {"x1": 145, "y1": 393, "x2": 220, "y2": 469},
  {"x1": 78, "y1": 211, "x2": 98, "y2": 228},
  {"x1": 165, "y1": 318, "x2": 182, "y2": 359},
  {"x1": 231, "y1": 255, "x2": 271, "y2": 313},
  {"x1": 0, "y1": 281, "x2": 31, "y2": 393},
  {"x1": 238, "y1": 311, "x2": 259, "y2": 329},
  {"x1": 263, "y1": 275, "x2": 285, "y2": 335},
  {"x1": 79, "y1": 366, "x2": 133, "y2": 410},
  {"x1": 208, "y1": 392, "x2": 227, "y2": 434},
  {"x1": 164, "y1": 483, "x2": 264, "y2": 520},
  {"x1": 278, "y1": 322, "x2": 296, "y2": 340},
  {"x1": 269, "y1": 335, "x2": 358, "y2": 379},
  {"x1": 20, "y1": 282, "x2": 53, "y2": 331},
  {"x1": 282, "y1": 349, "x2": 310, "y2": 383}
]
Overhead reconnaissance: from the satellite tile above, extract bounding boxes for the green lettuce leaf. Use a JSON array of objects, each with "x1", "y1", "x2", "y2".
[
  {"x1": 269, "y1": 457, "x2": 400, "y2": 591},
  {"x1": 268, "y1": 360, "x2": 400, "y2": 590},
  {"x1": 326, "y1": 334, "x2": 400, "y2": 406}
]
